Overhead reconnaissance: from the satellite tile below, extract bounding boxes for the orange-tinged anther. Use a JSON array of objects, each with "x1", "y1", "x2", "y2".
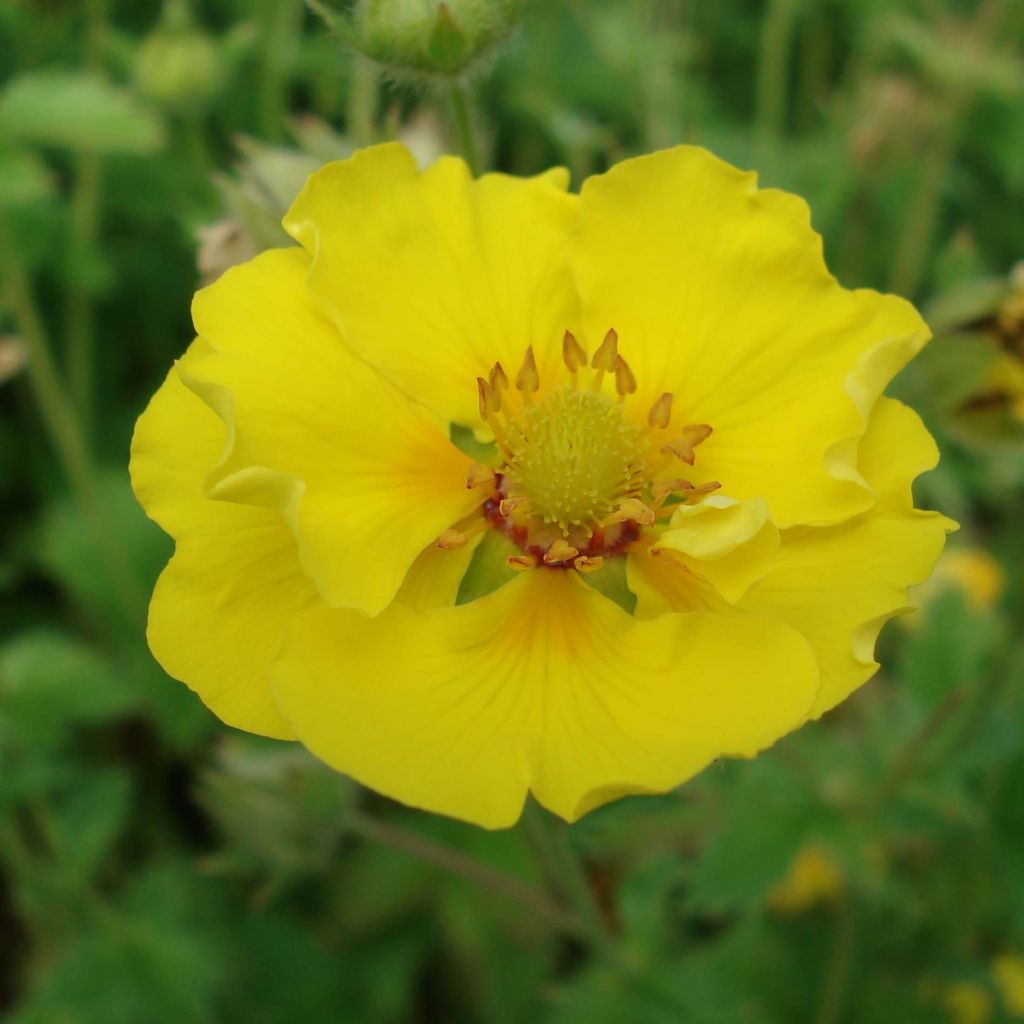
[
  {"x1": 499, "y1": 496, "x2": 530, "y2": 517},
  {"x1": 685, "y1": 480, "x2": 722, "y2": 498},
  {"x1": 662, "y1": 426, "x2": 712, "y2": 465},
  {"x1": 608, "y1": 497, "x2": 655, "y2": 527},
  {"x1": 515, "y1": 345, "x2": 540, "y2": 396},
  {"x1": 477, "y1": 376, "x2": 497, "y2": 419},
  {"x1": 613, "y1": 354, "x2": 637, "y2": 398},
  {"x1": 489, "y1": 361, "x2": 509, "y2": 396},
  {"x1": 590, "y1": 328, "x2": 619, "y2": 392},
  {"x1": 591, "y1": 328, "x2": 619, "y2": 370},
  {"x1": 647, "y1": 392, "x2": 674, "y2": 430},
  {"x1": 574, "y1": 555, "x2": 604, "y2": 573},
  {"x1": 466, "y1": 463, "x2": 495, "y2": 489},
  {"x1": 544, "y1": 539, "x2": 579, "y2": 564},
  {"x1": 437, "y1": 528, "x2": 468, "y2": 550},
  {"x1": 507, "y1": 554, "x2": 536, "y2": 571},
  {"x1": 651, "y1": 477, "x2": 693, "y2": 502},
  {"x1": 562, "y1": 329, "x2": 587, "y2": 373}
]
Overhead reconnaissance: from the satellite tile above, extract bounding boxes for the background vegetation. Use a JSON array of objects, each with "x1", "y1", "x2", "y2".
[{"x1": 2, "y1": 1, "x2": 1024, "y2": 1021}]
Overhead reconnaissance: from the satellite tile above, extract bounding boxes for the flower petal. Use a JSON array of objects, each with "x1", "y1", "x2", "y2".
[
  {"x1": 270, "y1": 570, "x2": 818, "y2": 828},
  {"x1": 283, "y1": 143, "x2": 579, "y2": 427},
  {"x1": 572, "y1": 146, "x2": 930, "y2": 528},
  {"x1": 653, "y1": 496, "x2": 780, "y2": 604},
  {"x1": 738, "y1": 398, "x2": 955, "y2": 716},
  {"x1": 188, "y1": 246, "x2": 480, "y2": 616},
  {"x1": 130, "y1": 343, "x2": 314, "y2": 739}
]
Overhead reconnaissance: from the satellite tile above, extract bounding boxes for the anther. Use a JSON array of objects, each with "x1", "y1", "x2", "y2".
[
  {"x1": 614, "y1": 354, "x2": 637, "y2": 399},
  {"x1": 574, "y1": 555, "x2": 604, "y2": 573},
  {"x1": 607, "y1": 497, "x2": 655, "y2": 527},
  {"x1": 499, "y1": 496, "x2": 530, "y2": 517},
  {"x1": 562, "y1": 330, "x2": 587, "y2": 382},
  {"x1": 515, "y1": 346, "x2": 540, "y2": 401},
  {"x1": 647, "y1": 392, "x2": 674, "y2": 431},
  {"x1": 507, "y1": 554, "x2": 536, "y2": 571},
  {"x1": 477, "y1": 377, "x2": 511, "y2": 454},
  {"x1": 661, "y1": 424, "x2": 713, "y2": 465},
  {"x1": 489, "y1": 361, "x2": 509, "y2": 404},
  {"x1": 544, "y1": 539, "x2": 579, "y2": 564},
  {"x1": 436, "y1": 528, "x2": 468, "y2": 550},
  {"x1": 651, "y1": 477, "x2": 693, "y2": 503},
  {"x1": 466, "y1": 463, "x2": 495, "y2": 489},
  {"x1": 590, "y1": 328, "x2": 618, "y2": 392}
]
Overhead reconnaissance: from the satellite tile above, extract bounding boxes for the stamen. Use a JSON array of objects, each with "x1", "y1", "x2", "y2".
[
  {"x1": 661, "y1": 423, "x2": 713, "y2": 465},
  {"x1": 437, "y1": 528, "x2": 468, "y2": 550},
  {"x1": 574, "y1": 555, "x2": 604, "y2": 573},
  {"x1": 507, "y1": 554, "x2": 536, "y2": 571},
  {"x1": 544, "y1": 539, "x2": 579, "y2": 564},
  {"x1": 614, "y1": 354, "x2": 637, "y2": 400},
  {"x1": 498, "y1": 495, "x2": 530, "y2": 517},
  {"x1": 647, "y1": 392, "x2": 673, "y2": 431},
  {"x1": 607, "y1": 497, "x2": 655, "y2": 527},
  {"x1": 590, "y1": 328, "x2": 618, "y2": 392},
  {"x1": 515, "y1": 346, "x2": 540, "y2": 403},
  {"x1": 477, "y1": 376, "x2": 511, "y2": 453},
  {"x1": 489, "y1": 361, "x2": 509, "y2": 406},
  {"x1": 466, "y1": 462, "x2": 495, "y2": 489},
  {"x1": 562, "y1": 330, "x2": 587, "y2": 387}
]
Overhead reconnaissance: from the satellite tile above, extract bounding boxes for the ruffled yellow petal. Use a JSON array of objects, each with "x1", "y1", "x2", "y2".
[
  {"x1": 738, "y1": 398, "x2": 955, "y2": 715},
  {"x1": 572, "y1": 146, "x2": 929, "y2": 528},
  {"x1": 188, "y1": 247, "x2": 480, "y2": 617},
  {"x1": 283, "y1": 143, "x2": 579, "y2": 428},
  {"x1": 270, "y1": 570, "x2": 818, "y2": 829},
  {"x1": 130, "y1": 343, "x2": 314, "y2": 739},
  {"x1": 652, "y1": 496, "x2": 780, "y2": 604}
]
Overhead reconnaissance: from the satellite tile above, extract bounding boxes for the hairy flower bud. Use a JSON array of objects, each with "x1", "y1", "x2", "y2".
[
  {"x1": 330, "y1": 0, "x2": 525, "y2": 78},
  {"x1": 135, "y1": 1, "x2": 222, "y2": 113}
]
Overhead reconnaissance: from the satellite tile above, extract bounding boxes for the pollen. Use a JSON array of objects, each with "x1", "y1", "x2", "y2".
[{"x1": 505, "y1": 385, "x2": 648, "y2": 534}]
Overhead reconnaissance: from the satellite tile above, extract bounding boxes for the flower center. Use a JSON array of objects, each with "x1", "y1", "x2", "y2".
[
  {"x1": 504, "y1": 386, "x2": 647, "y2": 533},
  {"x1": 439, "y1": 329, "x2": 720, "y2": 573}
]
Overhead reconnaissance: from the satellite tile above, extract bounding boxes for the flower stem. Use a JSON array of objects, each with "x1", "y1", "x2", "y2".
[
  {"x1": 755, "y1": 0, "x2": 799, "y2": 167},
  {"x1": 814, "y1": 893, "x2": 857, "y2": 1024},
  {"x1": 448, "y1": 81, "x2": 481, "y2": 176},
  {"x1": 348, "y1": 811, "x2": 587, "y2": 939},
  {"x1": 0, "y1": 213, "x2": 144, "y2": 624},
  {"x1": 521, "y1": 801, "x2": 610, "y2": 948}
]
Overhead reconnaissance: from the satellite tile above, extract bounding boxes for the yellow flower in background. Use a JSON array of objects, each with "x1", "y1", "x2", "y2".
[
  {"x1": 942, "y1": 982, "x2": 992, "y2": 1024},
  {"x1": 130, "y1": 143, "x2": 953, "y2": 828},
  {"x1": 993, "y1": 954, "x2": 1024, "y2": 1016},
  {"x1": 767, "y1": 845, "x2": 843, "y2": 914},
  {"x1": 930, "y1": 546, "x2": 1006, "y2": 613}
]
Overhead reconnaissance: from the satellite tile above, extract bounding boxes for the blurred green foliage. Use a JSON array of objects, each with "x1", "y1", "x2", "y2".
[{"x1": 1, "y1": 0, "x2": 1024, "y2": 1021}]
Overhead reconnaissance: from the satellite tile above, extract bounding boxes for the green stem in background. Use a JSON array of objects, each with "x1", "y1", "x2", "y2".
[
  {"x1": 346, "y1": 53, "x2": 377, "y2": 148},
  {"x1": 814, "y1": 893, "x2": 857, "y2": 1024},
  {"x1": 521, "y1": 801, "x2": 610, "y2": 948},
  {"x1": 348, "y1": 811, "x2": 588, "y2": 939},
  {"x1": 448, "y1": 81, "x2": 481, "y2": 176},
  {"x1": 66, "y1": 0, "x2": 109, "y2": 435},
  {"x1": 0, "y1": 214, "x2": 144, "y2": 625},
  {"x1": 887, "y1": 0, "x2": 1010, "y2": 297},
  {"x1": 259, "y1": 0, "x2": 304, "y2": 140},
  {"x1": 755, "y1": 0, "x2": 799, "y2": 168}
]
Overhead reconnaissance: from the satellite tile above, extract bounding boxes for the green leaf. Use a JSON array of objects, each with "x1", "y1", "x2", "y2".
[
  {"x1": 0, "y1": 72, "x2": 165, "y2": 154},
  {"x1": 0, "y1": 146, "x2": 55, "y2": 206}
]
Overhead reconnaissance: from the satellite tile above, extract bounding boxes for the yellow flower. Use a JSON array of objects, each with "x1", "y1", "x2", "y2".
[
  {"x1": 942, "y1": 982, "x2": 992, "y2": 1024},
  {"x1": 926, "y1": 545, "x2": 1006, "y2": 613},
  {"x1": 767, "y1": 845, "x2": 843, "y2": 914},
  {"x1": 130, "y1": 144, "x2": 954, "y2": 828},
  {"x1": 993, "y1": 954, "x2": 1024, "y2": 1016}
]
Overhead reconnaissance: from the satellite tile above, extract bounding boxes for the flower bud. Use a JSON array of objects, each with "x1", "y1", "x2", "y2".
[
  {"x1": 135, "y1": 1, "x2": 223, "y2": 113},
  {"x1": 342, "y1": 0, "x2": 524, "y2": 78}
]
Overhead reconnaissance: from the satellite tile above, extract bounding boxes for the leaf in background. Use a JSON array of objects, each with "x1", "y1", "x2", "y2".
[
  {"x1": 0, "y1": 72, "x2": 165, "y2": 154},
  {"x1": 0, "y1": 629, "x2": 136, "y2": 750},
  {"x1": 0, "y1": 146, "x2": 54, "y2": 206}
]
